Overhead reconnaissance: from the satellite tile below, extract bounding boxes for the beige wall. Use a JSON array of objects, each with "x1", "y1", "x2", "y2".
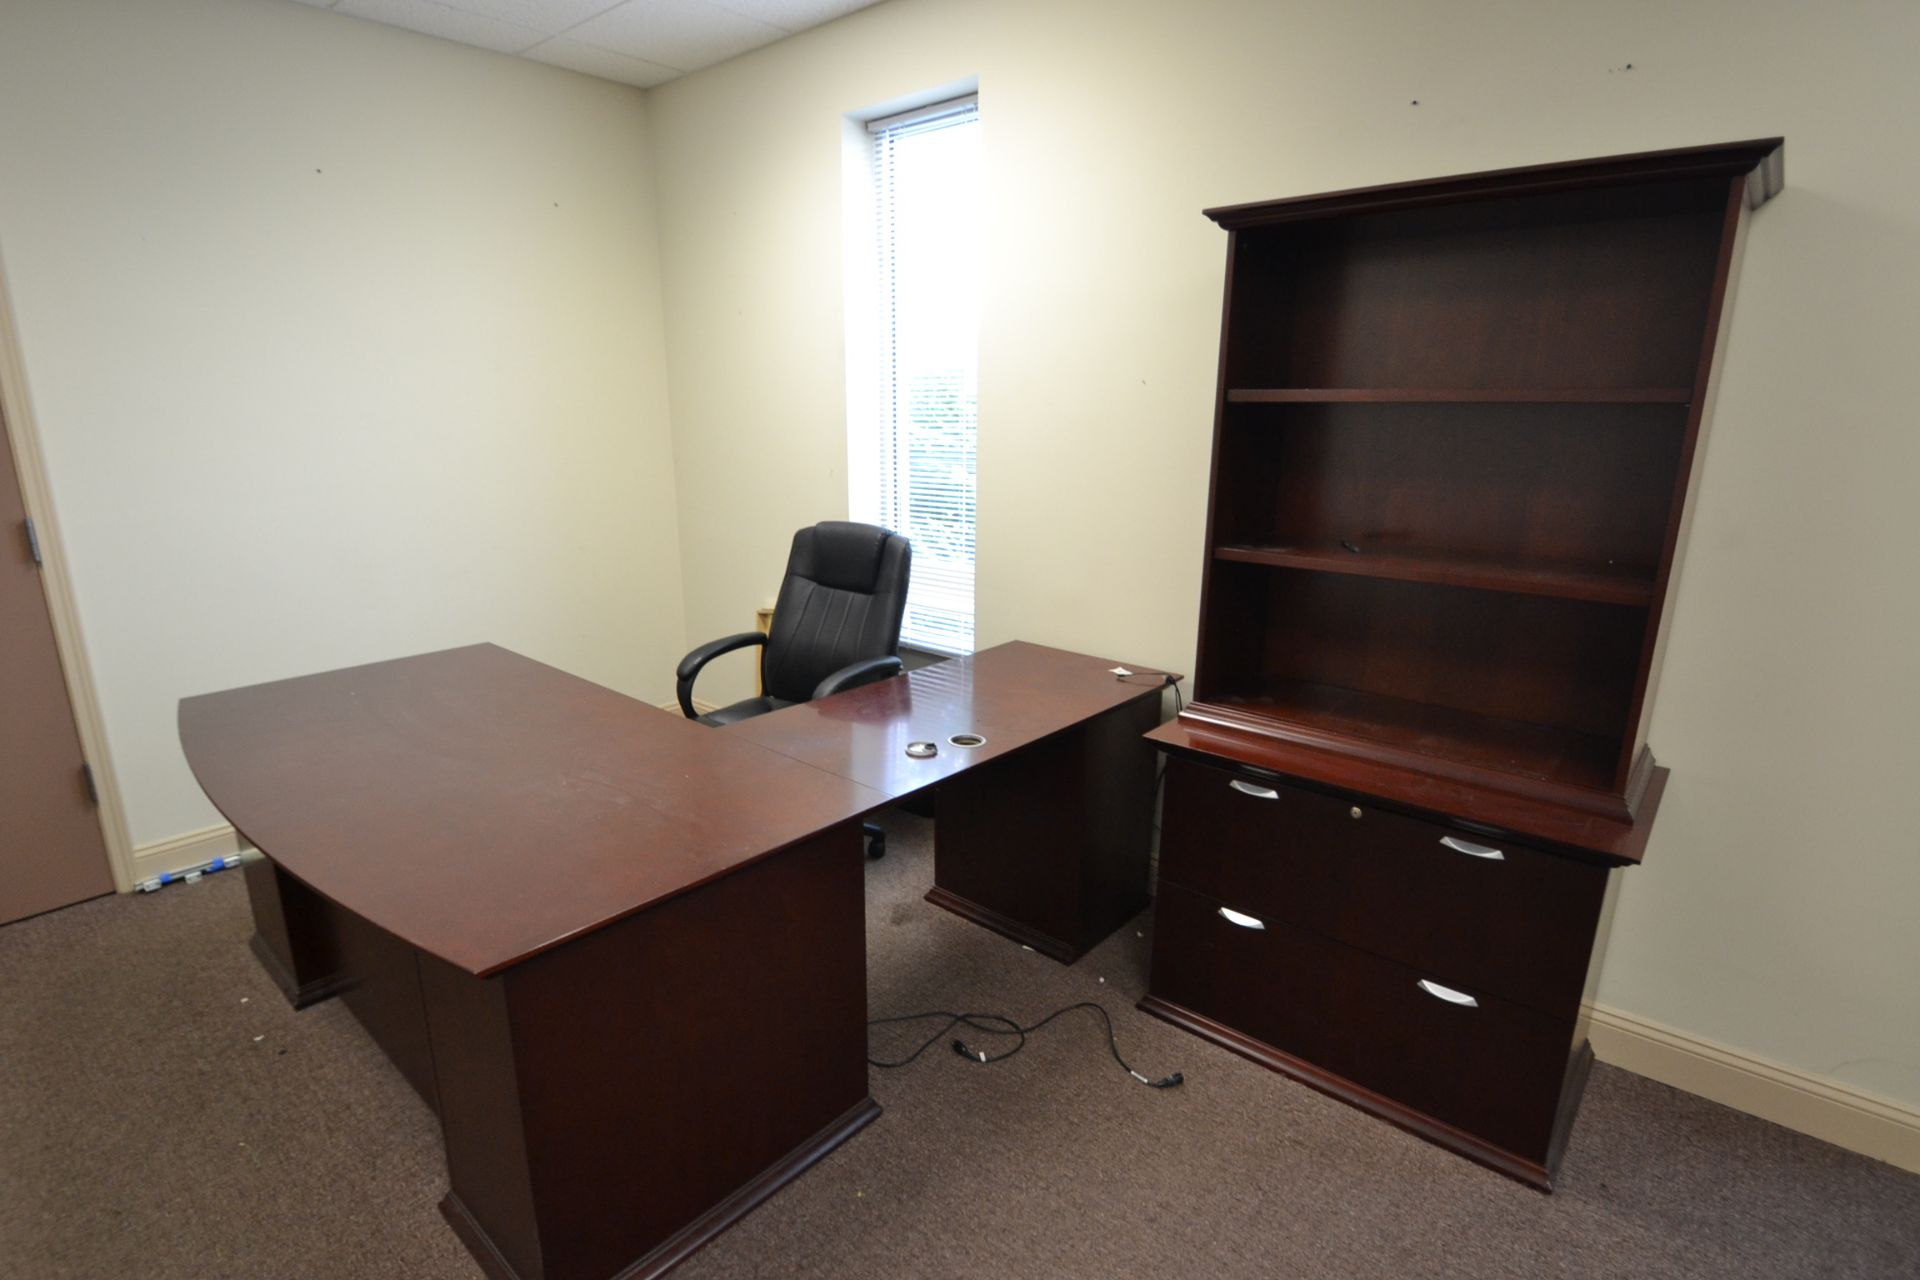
[
  {"x1": 648, "y1": 0, "x2": 1920, "y2": 1116},
  {"x1": 0, "y1": 0, "x2": 684, "y2": 846}
]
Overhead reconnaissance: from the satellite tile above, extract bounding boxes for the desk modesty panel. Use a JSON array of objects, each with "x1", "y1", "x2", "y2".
[{"x1": 178, "y1": 643, "x2": 888, "y2": 977}]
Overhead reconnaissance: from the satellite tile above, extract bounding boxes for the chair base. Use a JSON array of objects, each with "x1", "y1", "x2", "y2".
[{"x1": 863, "y1": 821, "x2": 885, "y2": 860}]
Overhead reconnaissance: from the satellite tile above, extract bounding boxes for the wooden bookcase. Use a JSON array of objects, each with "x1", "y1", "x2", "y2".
[{"x1": 1143, "y1": 141, "x2": 1784, "y2": 1189}]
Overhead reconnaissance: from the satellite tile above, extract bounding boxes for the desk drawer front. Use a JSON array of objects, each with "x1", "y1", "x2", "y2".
[
  {"x1": 1157, "y1": 755, "x2": 1606, "y2": 1019},
  {"x1": 1149, "y1": 881, "x2": 1573, "y2": 1162}
]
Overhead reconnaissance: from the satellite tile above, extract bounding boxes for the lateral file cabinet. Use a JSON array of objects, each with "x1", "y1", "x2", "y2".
[{"x1": 1141, "y1": 756, "x2": 1614, "y2": 1183}]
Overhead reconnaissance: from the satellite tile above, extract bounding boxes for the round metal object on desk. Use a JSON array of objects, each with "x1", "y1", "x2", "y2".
[
  {"x1": 947, "y1": 733, "x2": 986, "y2": 748},
  {"x1": 1349, "y1": 806, "x2": 1363, "y2": 820},
  {"x1": 905, "y1": 741, "x2": 938, "y2": 759}
]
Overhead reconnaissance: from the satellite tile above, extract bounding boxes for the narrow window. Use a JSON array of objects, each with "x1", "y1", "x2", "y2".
[{"x1": 861, "y1": 95, "x2": 979, "y2": 654}]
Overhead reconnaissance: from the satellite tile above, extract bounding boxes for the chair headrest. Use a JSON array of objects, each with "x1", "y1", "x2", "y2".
[{"x1": 795, "y1": 521, "x2": 893, "y2": 593}]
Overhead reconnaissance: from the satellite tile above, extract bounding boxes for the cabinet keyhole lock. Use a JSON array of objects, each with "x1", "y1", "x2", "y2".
[{"x1": 1349, "y1": 806, "x2": 1363, "y2": 820}]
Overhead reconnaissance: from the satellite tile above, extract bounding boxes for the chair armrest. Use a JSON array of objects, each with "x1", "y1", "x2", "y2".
[
  {"x1": 675, "y1": 632, "x2": 767, "y2": 719},
  {"x1": 812, "y1": 655, "x2": 903, "y2": 701}
]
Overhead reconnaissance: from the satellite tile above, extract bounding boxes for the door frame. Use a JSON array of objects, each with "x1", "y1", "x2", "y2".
[{"x1": 0, "y1": 244, "x2": 134, "y2": 893}]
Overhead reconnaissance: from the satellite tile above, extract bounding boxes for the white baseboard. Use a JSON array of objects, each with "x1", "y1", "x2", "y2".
[
  {"x1": 661, "y1": 699, "x2": 718, "y2": 715},
  {"x1": 1585, "y1": 1002, "x2": 1920, "y2": 1174},
  {"x1": 130, "y1": 824, "x2": 252, "y2": 884}
]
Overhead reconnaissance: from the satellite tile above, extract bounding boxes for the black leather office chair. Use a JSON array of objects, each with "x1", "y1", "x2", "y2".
[{"x1": 676, "y1": 521, "x2": 912, "y2": 858}]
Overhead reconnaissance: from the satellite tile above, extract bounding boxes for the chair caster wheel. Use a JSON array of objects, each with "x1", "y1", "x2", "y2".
[{"x1": 866, "y1": 835, "x2": 886, "y2": 860}]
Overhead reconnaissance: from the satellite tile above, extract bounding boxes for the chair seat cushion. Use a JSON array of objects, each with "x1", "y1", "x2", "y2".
[{"x1": 697, "y1": 695, "x2": 795, "y2": 727}]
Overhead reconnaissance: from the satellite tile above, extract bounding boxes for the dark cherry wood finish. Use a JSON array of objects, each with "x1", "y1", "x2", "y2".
[
  {"x1": 1157, "y1": 757, "x2": 1607, "y2": 1020},
  {"x1": 242, "y1": 855, "x2": 353, "y2": 1008},
  {"x1": 1213, "y1": 543, "x2": 1655, "y2": 607},
  {"x1": 724, "y1": 640, "x2": 1170, "y2": 803},
  {"x1": 184, "y1": 645, "x2": 888, "y2": 1280},
  {"x1": 236, "y1": 821, "x2": 872, "y2": 1280},
  {"x1": 1203, "y1": 137, "x2": 1783, "y2": 231},
  {"x1": 1149, "y1": 714, "x2": 1669, "y2": 864},
  {"x1": 1190, "y1": 140, "x2": 1782, "y2": 812},
  {"x1": 428, "y1": 825, "x2": 873, "y2": 1280},
  {"x1": 1226, "y1": 387, "x2": 1692, "y2": 404},
  {"x1": 188, "y1": 639, "x2": 1170, "y2": 1278},
  {"x1": 1137, "y1": 993, "x2": 1593, "y2": 1191},
  {"x1": 333, "y1": 905, "x2": 441, "y2": 1111},
  {"x1": 1147, "y1": 882, "x2": 1578, "y2": 1174},
  {"x1": 728, "y1": 641, "x2": 1173, "y2": 962},
  {"x1": 1150, "y1": 141, "x2": 1782, "y2": 1189},
  {"x1": 180, "y1": 643, "x2": 886, "y2": 976},
  {"x1": 246, "y1": 845, "x2": 442, "y2": 1109},
  {"x1": 930, "y1": 694, "x2": 1161, "y2": 961}
]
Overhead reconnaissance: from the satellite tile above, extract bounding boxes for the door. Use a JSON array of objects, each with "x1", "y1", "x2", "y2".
[{"x1": 0, "y1": 403, "x2": 112, "y2": 923}]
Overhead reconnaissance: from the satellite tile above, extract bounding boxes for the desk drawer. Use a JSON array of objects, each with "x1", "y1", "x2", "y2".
[
  {"x1": 1157, "y1": 755, "x2": 1607, "y2": 1019},
  {"x1": 1148, "y1": 881, "x2": 1574, "y2": 1162}
]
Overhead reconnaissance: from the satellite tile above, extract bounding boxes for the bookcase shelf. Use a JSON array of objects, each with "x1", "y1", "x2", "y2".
[
  {"x1": 1207, "y1": 680, "x2": 1622, "y2": 794},
  {"x1": 1225, "y1": 388, "x2": 1693, "y2": 405},
  {"x1": 1212, "y1": 543, "x2": 1656, "y2": 606}
]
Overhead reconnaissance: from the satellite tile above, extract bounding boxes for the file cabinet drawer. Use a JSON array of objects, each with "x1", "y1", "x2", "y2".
[
  {"x1": 1147, "y1": 880, "x2": 1576, "y2": 1163},
  {"x1": 1157, "y1": 755, "x2": 1607, "y2": 1019},
  {"x1": 1145, "y1": 881, "x2": 1336, "y2": 1066}
]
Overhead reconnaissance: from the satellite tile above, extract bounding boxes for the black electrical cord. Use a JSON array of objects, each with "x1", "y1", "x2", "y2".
[
  {"x1": 1116, "y1": 669, "x2": 1184, "y2": 713},
  {"x1": 868, "y1": 1002, "x2": 1184, "y2": 1089}
]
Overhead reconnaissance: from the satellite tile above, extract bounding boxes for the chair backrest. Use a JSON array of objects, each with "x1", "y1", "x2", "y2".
[{"x1": 761, "y1": 522, "x2": 912, "y2": 703}]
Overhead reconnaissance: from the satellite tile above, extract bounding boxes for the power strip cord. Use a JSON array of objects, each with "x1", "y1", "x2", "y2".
[{"x1": 868, "y1": 1002, "x2": 1184, "y2": 1089}]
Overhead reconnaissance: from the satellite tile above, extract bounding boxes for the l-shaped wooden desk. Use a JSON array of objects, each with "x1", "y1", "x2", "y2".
[{"x1": 178, "y1": 641, "x2": 1166, "y2": 1280}]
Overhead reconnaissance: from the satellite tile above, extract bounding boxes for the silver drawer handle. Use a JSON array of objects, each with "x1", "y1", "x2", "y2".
[
  {"x1": 1216, "y1": 906, "x2": 1266, "y2": 930},
  {"x1": 1228, "y1": 779, "x2": 1279, "y2": 800},
  {"x1": 1417, "y1": 979, "x2": 1479, "y2": 1008},
  {"x1": 1439, "y1": 835, "x2": 1504, "y2": 861}
]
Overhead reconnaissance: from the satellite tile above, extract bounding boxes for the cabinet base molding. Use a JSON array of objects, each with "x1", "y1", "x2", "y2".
[
  {"x1": 925, "y1": 885, "x2": 1078, "y2": 963},
  {"x1": 1584, "y1": 1003, "x2": 1920, "y2": 1176},
  {"x1": 443, "y1": 1096, "x2": 883, "y2": 1280},
  {"x1": 247, "y1": 933, "x2": 352, "y2": 1010},
  {"x1": 1139, "y1": 987, "x2": 1920, "y2": 1179},
  {"x1": 1139, "y1": 993, "x2": 1578, "y2": 1191}
]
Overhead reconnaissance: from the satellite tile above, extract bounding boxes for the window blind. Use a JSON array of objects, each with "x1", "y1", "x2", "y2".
[{"x1": 870, "y1": 95, "x2": 980, "y2": 654}]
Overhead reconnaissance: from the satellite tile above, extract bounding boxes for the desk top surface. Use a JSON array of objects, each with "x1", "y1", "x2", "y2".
[
  {"x1": 179, "y1": 644, "x2": 887, "y2": 976},
  {"x1": 725, "y1": 641, "x2": 1174, "y2": 800}
]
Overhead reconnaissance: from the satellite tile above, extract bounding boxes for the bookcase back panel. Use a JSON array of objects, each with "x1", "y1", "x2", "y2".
[
  {"x1": 1212, "y1": 402, "x2": 1685, "y2": 571},
  {"x1": 1200, "y1": 563, "x2": 1643, "y2": 743},
  {"x1": 1223, "y1": 178, "x2": 1727, "y2": 391}
]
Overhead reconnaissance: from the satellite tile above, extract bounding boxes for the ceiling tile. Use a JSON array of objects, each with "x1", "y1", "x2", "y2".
[
  {"x1": 567, "y1": 0, "x2": 787, "y2": 72},
  {"x1": 523, "y1": 37, "x2": 682, "y2": 88},
  {"x1": 431, "y1": 0, "x2": 620, "y2": 33},
  {"x1": 334, "y1": 0, "x2": 548, "y2": 54},
  {"x1": 705, "y1": 0, "x2": 880, "y2": 30},
  {"x1": 284, "y1": 0, "x2": 341, "y2": 7}
]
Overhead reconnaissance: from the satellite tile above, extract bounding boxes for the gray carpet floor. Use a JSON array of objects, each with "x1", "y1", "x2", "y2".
[{"x1": 3, "y1": 814, "x2": 1917, "y2": 1279}]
